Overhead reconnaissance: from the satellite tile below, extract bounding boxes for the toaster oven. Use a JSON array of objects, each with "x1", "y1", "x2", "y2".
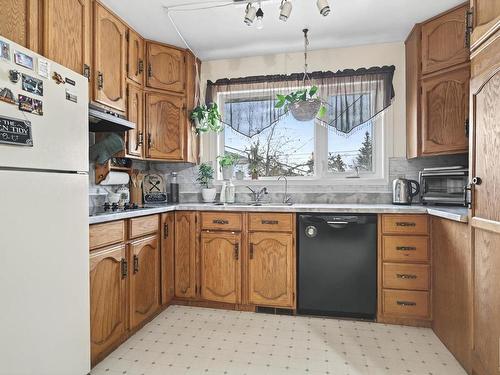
[{"x1": 419, "y1": 166, "x2": 468, "y2": 206}]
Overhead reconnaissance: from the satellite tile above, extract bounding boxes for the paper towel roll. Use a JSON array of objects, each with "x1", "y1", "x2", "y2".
[{"x1": 100, "y1": 171, "x2": 130, "y2": 186}]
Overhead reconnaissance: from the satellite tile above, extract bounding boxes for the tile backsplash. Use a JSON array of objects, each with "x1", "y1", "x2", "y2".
[{"x1": 89, "y1": 154, "x2": 467, "y2": 207}]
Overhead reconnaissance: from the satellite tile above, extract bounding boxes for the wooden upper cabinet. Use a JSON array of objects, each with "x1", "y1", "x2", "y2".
[
  {"x1": 127, "y1": 29, "x2": 144, "y2": 85},
  {"x1": 89, "y1": 244, "x2": 127, "y2": 365},
  {"x1": 200, "y1": 231, "x2": 241, "y2": 304},
  {"x1": 161, "y1": 213, "x2": 175, "y2": 305},
  {"x1": 129, "y1": 235, "x2": 160, "y2": 330},
  {"x1": 421, "y1": 5, "x2": 469, "y2": 75},
  {"x1": 93, "y1": 2, "x2": 127, "y2": 112},
  {"x1": 248, "y1": 232, "x2": 295, "y2": 308},
  {"x1": 421, "y1": 65, "x2": 470, "y2": 155},
  {"x1": 0, "y1": 0, "x2": 39, "y2": 51},
  {"x1": 42, "y1": 0, "x2": 91, "y2": 75},
  {"x1": 126, "y1": 84, "x2": 144, "y2": 158},
  {"x1": 470, "y1": 0, "x2": 500, "y2": 47},
  {"x1": 405, "y1": 25, "x2": 422, "y2": 159},
  {"x1": 174, "y1": 212, "x2": 197, "y2": 299},
  {"x1": 185, "y1": 51, "x2": 200, "y2": 163},
  {"x1": 146, "y1": 42, "x2": 186, "y2": 93},
  {"x1": 146, "y1": 92, "x2": 185, "y2": 160}
]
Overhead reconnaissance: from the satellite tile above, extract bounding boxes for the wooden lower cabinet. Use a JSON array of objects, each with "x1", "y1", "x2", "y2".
[
  {"x1": 431, "y1": 217, "x2": 472, "y2": 373},
  {"x1": 174, "y1": 211, "x2": 197, "y2": 299},
  {"x1": 90, "y1": 244, "x2": 127, "y2": 365},
  {"x1": 200, "y1": 231, "x2": 241, "y2": 304},
  {"x1": 129, "y1": 235, "x2": 160, "y2": 330},
  {"x1": 248, "y1": 232, "x2": 295, "y2": 308},
  {"x1": 161, "y1": 213, "x2": 175, "y2": 305}
]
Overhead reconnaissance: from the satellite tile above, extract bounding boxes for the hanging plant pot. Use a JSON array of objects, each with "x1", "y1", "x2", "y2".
[{"x1": 289, "y1": 98, "x2": 322, "y2": 122}]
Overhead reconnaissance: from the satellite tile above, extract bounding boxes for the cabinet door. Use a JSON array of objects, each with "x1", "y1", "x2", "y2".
[
  {"x1": 146, "y1": 42, "x2": 185, "y2": 93},
  {"x1": 174, "y1": 211, "x2": 197, "y2": 299},
  {"x1": 0, "y1": 0, "x2": 39, "y2": 50},
  {"x1": 470, "y1": 0, "x2": 500, "y2": 47},
  {"x1": 248, "y1": 232, "x2": 295, "y2": 308},
  {"x1": 431, "y1": 218, "x2": 471, "y2": 373},
  {"x1": 126, "y1": 84, "x2": 144, "y2": 158},
  {"x1": 470, "y1": 33, "x2": 500, "y2": 375},
  {"x1": 146, "y1": 92, "x2": 185, "y2": 160},
  {"x1": 129, "y1": 235, "x2": 160, "y2": 330},
  {"x1": 185, "y1": 51, "x2": 200, "y2": 163},
  {"x1": 200, "y1": 231, "x2": 241, "y2": 304},
  {"x1": 127, "y1": 29, "x2": 144, "y2": 85},
  {"x1": 42, "y1": 0, "x2": 91, "y2": 75},
  {"x1": 90, "y1": 244, "x2": 127, "y2": 365},
  {"x1": 421, "y1": 65, "x2": 469, "y2": 155},
  {"x1": 161, "y1": 212, "x2": 175, "y2": 305},
  {"x1": 421, "y1": 5, "x2": 469, "y2": 74},
  {"x1": 93, "y1": 3, "x2": 127, "y2": 112}
]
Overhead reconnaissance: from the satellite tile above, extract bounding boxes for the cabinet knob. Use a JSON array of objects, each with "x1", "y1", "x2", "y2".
[{"x1": 472, "y1": 177, "x2": 482, "y2": 186}]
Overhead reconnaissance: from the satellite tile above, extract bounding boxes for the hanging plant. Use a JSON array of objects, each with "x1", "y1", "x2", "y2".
[
  {"x1": 190, "y1": 103, "x2": 224, "y2": 134},
  {"x1": 275, "y1": 86, "x2": 327, "y2": 121}
]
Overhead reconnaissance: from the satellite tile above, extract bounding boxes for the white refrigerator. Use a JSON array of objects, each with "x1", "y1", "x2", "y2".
[{"x1": 0, "y1": 39, "x2": 90, "y2": 374}]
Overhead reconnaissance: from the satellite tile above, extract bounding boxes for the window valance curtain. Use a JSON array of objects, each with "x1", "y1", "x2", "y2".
[{"x1": 205, "y1": 65, "x2": 395, "y2": 138}]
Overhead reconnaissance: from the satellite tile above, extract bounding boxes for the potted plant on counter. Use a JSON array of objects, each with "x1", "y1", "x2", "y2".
[
  {"x1": 217, "y1": 153, "x2": 239, "y2": 180},
  {"x1": 190, "y1": 103, "x2": 224, "y2": 134},
  {"x1": 197, "y1": 163, "x2": 216, "y2": 203}
]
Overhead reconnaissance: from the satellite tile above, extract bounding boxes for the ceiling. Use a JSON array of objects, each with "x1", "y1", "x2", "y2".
[{"x1": 101, "y1": 0, "x2": 464, "y2": 61}]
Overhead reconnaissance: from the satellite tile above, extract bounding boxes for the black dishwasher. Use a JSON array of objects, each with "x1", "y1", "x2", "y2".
[{"x1": 298, "y1": 214, "x2": 377, "y2": 320}]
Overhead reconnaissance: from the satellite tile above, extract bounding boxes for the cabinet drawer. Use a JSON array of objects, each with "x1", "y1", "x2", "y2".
[
  {"x1": 383, "y1": 236, "x2": 429, "y2": 263},
  {"x1": 383, "y1": 263, "x2": 430, "y2": 291},
  {"x1": 249, "y1": 213, "x2": 293, "y2": 232},
  {"x1": 382, "y1": 215, "x2": 429, "y2": 235},
  {"x1": 89, "y1": 220, "x2": 125, "y2": 250},
  {"x1": 383, "y1": 290, "x2": 430, "y2": 319},
  {"x1": 129, "y1": 215, "x2": 159, "y2": 239},
  {"x1": 201, "y1": 212, "x2": 242, "y2": 231}
]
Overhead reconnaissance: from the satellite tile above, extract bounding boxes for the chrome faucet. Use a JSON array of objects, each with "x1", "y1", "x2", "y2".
[
  {"x1": 246, "y1": 186, "x2": 268, "y2": 205},
  {"x1": 278, "y1": 175, "x2": 293, "y2": 205}
]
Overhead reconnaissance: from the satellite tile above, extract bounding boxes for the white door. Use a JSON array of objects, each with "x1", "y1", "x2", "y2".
[
  {"x1": 0, "y1": 38, "x2": 88, "y2": 173},
  {"x1": 0, "y1": 170, "x2": 90, "y2": 375}
]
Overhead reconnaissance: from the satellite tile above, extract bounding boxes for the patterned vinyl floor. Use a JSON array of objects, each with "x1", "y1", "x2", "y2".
[{"x1": 91, "y1": 305, "x2": 467, "y2": 375}]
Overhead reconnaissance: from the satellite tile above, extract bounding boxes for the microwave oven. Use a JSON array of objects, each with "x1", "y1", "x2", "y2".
[{"x1": 419, "y1": 166, "x2": 469, "y2": 206}]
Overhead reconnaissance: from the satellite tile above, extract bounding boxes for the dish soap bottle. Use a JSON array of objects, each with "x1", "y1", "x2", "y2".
[{"x1": 170, "y1": 172, "x2": 179, "y2": 203}]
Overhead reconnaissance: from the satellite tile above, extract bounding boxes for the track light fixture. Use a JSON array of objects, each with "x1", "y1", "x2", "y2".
[
  {"x1": 255, "y1": 5, "x2": 264, "y2": 29},
  {"x1": 244, "y1": 3, "x2": 257, "y2": 26},
  {"x1": 317, "y1": 0, "x2": 331, "y2": 16},
  {"x1": 279, "y1": 0, "x2": 292, "y2": 22}
]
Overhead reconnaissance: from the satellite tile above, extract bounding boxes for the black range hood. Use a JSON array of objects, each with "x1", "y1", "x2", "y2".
[{"x1": 88, "y1": 104, "x2": 135, "y2": 132}]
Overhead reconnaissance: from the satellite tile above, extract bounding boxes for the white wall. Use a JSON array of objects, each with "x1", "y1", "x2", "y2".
[{"x1": 200, "y1": 42, "x2": 406, "y2": 157}]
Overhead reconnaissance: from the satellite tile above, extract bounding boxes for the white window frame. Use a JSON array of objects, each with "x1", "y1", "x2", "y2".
[{"x1": 201, "y1": 84, "x2": 392, "y2": 186}]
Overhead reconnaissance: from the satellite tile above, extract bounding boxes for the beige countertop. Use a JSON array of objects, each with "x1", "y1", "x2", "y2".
[{"x1": 89, "y1": 203, "x2": 468, "y2": 225}]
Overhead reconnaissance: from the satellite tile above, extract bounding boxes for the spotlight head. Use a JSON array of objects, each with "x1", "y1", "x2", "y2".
[
  {"x1": 244, "y1": 3, "x2": 257, "y2": 26},
  {"x1": 279, "y1": 0, "x2": 292, "y2": 22},
  {"x1": 317, "y1": 0, "x2": 331, "y2": 16},
  {"x1": 255, "y1": 6, "x2": 264, "y2": 29}
]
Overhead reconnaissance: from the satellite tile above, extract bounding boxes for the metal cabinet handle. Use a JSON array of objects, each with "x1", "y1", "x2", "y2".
[
  {"x1": 164, "y1": 223, "x2": 169, "y2": 239},
  {"x1": 234, "y1": 243, "x2": 239, "y2": 260},
  {"x1": 97, "y1": 71, "x2": 103, "y2": 90},
  {"x1": 261, "y1": 220, "x2": 279, "y2": 225},
  {"x1": 465, "y1": 10, "x2": 473, "y2": 47},
  {"x1": 135, "y1": 132, "x2": 143, "y2": 150},
  {"x1": 395, "y1": 222, "x2": 416, "y2": 227},
  {"x1": 397, "y1": 300, "x2": 417, "y2": 307},
  {"x1": 397, "y1": 273, "x2": 417, "y2": 280},
  {"x1": 472, "y1": 177, "x2": 482, "y2": 185},
  {"x1": 83, "y1": 64, "x2": 91, "y2": 80},
  {"x1": 396, "y1": 246, "x2": 417, "y2": 251},
  {"x1": 148, "y1": 63, "x2": 153, "y2": 78},
  {"x1": 121, "y1": 258, "x2": 128, "y2": 279},
  {"x1": 133, "y1": 255, "x2": 139, "y2": 274},
  {"x1": 249, "y1": 243, "x2": 254, "y2": 259},
  {"x1": 213, "y1": 219, "x2": 229, "y2": 225},
  {"x1": 147, "y1": 133, "x2": 152, "y2": 149},
  {"x1": 138, "y1": 59, "x2": 144, "y2": 75}
]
